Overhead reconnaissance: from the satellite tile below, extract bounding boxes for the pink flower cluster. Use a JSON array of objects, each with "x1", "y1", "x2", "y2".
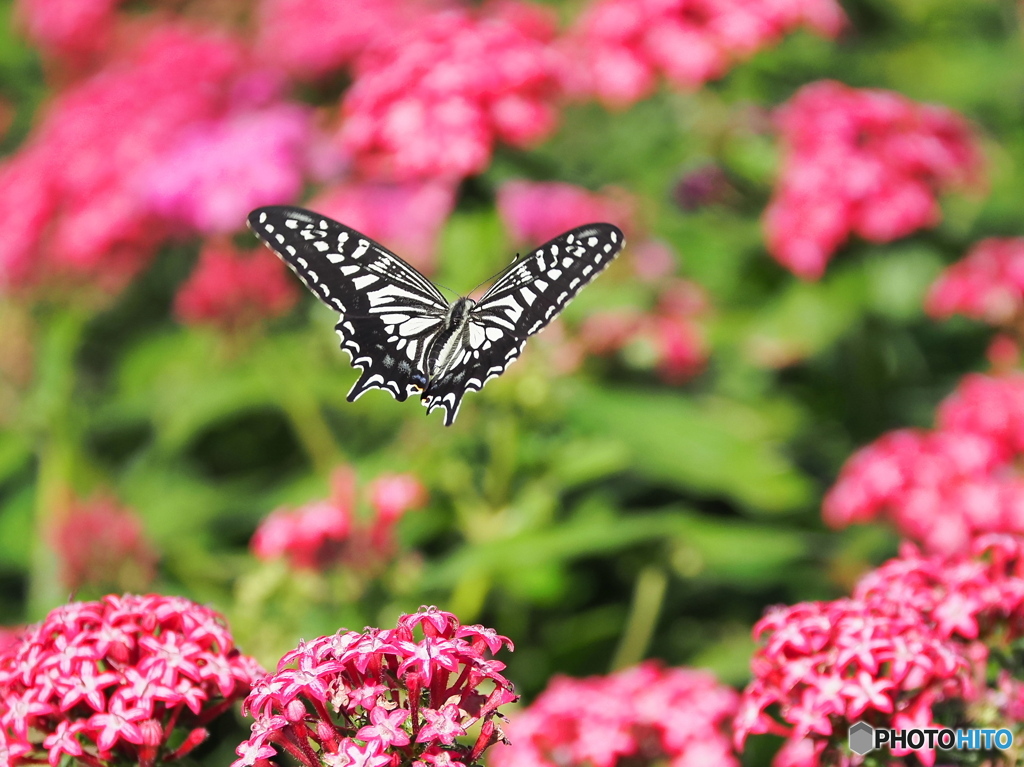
[
  {"x1": 174, "y1": 242, "x2": 299, "y2": 331},
  {"x1": 0, "y1": 24, "x2": 314, "y2": 297},
  {"x1": 497, "y1": 180, "x2": 635, "y2": 245},
  {"x1": 233, "y1": 606, "x2": 516, "y2": 767},
  {"x1": 567, "y1": 0, "x2": 845, "y2": 107},
  {"x1": 490, "y1": 661, "x2": 739, "y2": 767},
  {"x1": 255, "y1": 0, "x2": 433, "y2": 80},
  {"x1": 735, "y1": 598, "x2": 972, "y2": 766},
  {"x1": 50, "y1": 495, "x2": 158, "y2": 592},
  {"x1": 310, "y1": 180, "x2": 457, "y2": 273},
  {"x1": 927, "y1": 238, "x2": 1024, "y2": 325},
  {"x1": 0, "y1": 594, "x2": 263, "y2": 767},
  {"x1": 853, "y1": 536, "x2": 1024, "y2": 644},
  {"x1": 765, "y1": 81, "x2": 983, "y2": 279},
  {"x1": 251, "y1": 468, "x2": 427, "y2": 571},
  {"x1": 824, "y1": 372, "x2": 1024, "y2": 554},
  {"x1": 339, "y1": 3, "x2": 564, "y2": 181},
  {"x1": 15, "y1": 0, "x2": 123, "y2": 65},
  {"x1": 579, "y1": 279, "x2": 709, "y2": 384}
]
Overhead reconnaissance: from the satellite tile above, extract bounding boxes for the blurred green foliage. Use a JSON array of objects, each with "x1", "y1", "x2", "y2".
[{"x1": 0, "y1": 0, "x2": 1020, "y2": 733}]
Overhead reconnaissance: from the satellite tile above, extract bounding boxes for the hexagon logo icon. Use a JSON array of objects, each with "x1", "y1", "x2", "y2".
[{"x1": 848, "y1": 721, "x2": 875, "y2": 755}]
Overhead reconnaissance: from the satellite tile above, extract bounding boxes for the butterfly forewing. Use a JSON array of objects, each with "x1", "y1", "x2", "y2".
[
  {"x1": 248, "y1": 206, "x2": 448, "y2": 403},
  {"x1": 420, "y1": 223, "x2": 626, "y2": 424}
]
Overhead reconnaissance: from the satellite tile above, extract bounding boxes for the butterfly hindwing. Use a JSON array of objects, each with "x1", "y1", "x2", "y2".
[
  {"x1": 421, "y1": 223, "x2": 626, "y2": 424},
  {"x1": 247, "y1": 206, "x2": 448, "y2": 403}
]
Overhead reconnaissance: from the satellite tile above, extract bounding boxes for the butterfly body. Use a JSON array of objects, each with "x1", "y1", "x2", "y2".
[{"x1": 248, "y1": 206, "x2": 624, "y2": 425}]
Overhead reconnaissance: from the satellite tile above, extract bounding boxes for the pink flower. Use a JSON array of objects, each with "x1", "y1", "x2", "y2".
[
  {"x1": 310, "y1": 179, "x2": 457, "y2": 273},
  {"x1": 255, "y1": 0, "x2": 433, "y2": 80},
  {"x1": 735, "y1": 598, "x2": 973, "y2": 761},
  {"x1": 173, "y1": 241, "x2": 299, "y2": 331},
  {"x1": 0, "y1": 594, "x2": 263, "y2": 767},
  {"x1": 491, "y1": 661, "x2": 739, "y2": 767},
  {"x1": 234, "y1": 607, "x2": 515, "y2": 767},
  {"x1": 144, "y1": 104, "x2": 316, "y2": 235},
  {"x1": 498, "y1": 180, "x2": 634, "y2": 244},
  {"x1": 0, "y1": 23, "x2": 309, "y2": 299},
  {"x1": 566, "y1": 0, "x2": 846, "y2": 107},
  {"x1": 927, "y1": 238, "x2": 1024, "y2": 324},
  {"x1": 251, "y1": 466, "x2": 428, "y2": 571},
  {"x1": 50, "y1": 495, "x2": 158, "y2": 592},
  {"x1": 825, "y1": 373, "x2": 1024, "y2": 554},
  {"x1": 765, "y1": 81, "x2": 984, "y2": 279},
  {"x1": 15, "y1": 0, "x2": 121, "y2": 64},
  {"x1": 339, "y1": 3, "x2": 565, "y2": 181}
]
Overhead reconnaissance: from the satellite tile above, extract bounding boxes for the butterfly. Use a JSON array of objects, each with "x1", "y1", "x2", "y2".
[{"x1": 248, "y1": 206, "x2": 625, "y2": 425}]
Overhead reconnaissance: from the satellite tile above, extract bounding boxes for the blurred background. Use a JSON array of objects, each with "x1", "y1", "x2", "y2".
[{"x1": 0, "y1": 0, "x2": 1020, "y2": 752}]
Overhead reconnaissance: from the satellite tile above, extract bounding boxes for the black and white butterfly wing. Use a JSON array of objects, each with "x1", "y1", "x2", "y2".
[
  {"x1": 248, "y1": 206, "x2": 448, "y2": 403},
  {"x1": 421, "y1": 223, "x2": 625, "y2": 423}
]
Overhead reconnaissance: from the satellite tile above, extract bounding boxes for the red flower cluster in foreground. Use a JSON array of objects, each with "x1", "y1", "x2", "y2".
[
  {"x1": 735, "y1": 598, "x2": 972, "y2": 767},
  {"x1": 339, "y1": 3, "x2": 564, "y2": 181},
  {"x1": 233, "y1": 606, "x2": 515, "y2": 767},
  {"x1": 739, "y1": 537, "x2": 1024, "y2": 766},
  {"x1": 927, "y1": 237, "x2": 1024, "y2": 325},
  {"x1": 765, "y1": 81, "x2": 983, "y2": 279},
  {"x1": 491, "y1": 661, "x2": 739, "y2": 767},
  {"x1": 174, "y1": 242, "x2": 299, "y2": 331},
  {"x1": 824, "y1": 372, "x2": 1024, "y2": 554},
  {"x1": 51, "y1": 495, "x2": 157, "y2": 592},
  {"x1": 567, "y1": 0, "x2": 845, "y2": 107},
  {"x1": 251, "y1": 468, "x2": 427, "y2": 571},
  {"x1": 0, "y1": 594, "x2": 263, "y2": 767}
]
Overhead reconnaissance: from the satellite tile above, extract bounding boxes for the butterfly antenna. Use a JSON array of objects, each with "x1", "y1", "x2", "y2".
[
  {"x1": 432, "y1": 281, "x2": 461, "y2": 301},
  {"x1": 469, "y1": 252, "x2": 523, "y2": 296}
]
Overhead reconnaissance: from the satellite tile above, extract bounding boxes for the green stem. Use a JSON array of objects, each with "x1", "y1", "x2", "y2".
[
  {"x1": 610, "y1": 565, "x2": 668, "y2": 671},
  {"x1": 25, "y1": 309, "x2": 89, "y2": 619}
]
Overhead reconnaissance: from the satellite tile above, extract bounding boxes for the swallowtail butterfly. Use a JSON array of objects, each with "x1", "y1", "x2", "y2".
[{"x1": 248, "y1": 206, "x2": 625, "y2": 425}]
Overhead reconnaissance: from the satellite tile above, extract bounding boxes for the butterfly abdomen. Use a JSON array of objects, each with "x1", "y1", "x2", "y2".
[{"x1": 425, "y1": 298, "x2": 476, "y2": 379}]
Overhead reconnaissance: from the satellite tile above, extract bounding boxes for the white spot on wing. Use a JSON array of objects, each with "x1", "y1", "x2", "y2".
[{"x1": 352, "y1": 274, "x2": 379, "y2": 290}]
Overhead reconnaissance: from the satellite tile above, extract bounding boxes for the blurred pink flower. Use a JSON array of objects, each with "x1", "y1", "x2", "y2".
[
  {"x1": 50, "y1": 495, "x2": 158, "y2": 592},
  {"x1": 927, "y1": 238, "x2": 1024, "y2": 324},
  {"x1": 255, "y1": 0, "x2": 435, "y2": 79},
  {"x1": 339, "y1": 3, "x2": 565, "y2": 181},
  {"x1": 491, "y1": 661, "x2": 739, "y2": 767},
  {"x1": 144, "y1": 104, "x2": 315, "y2": 235},
  {"x1": 824, "y1": 373, "x2": 1024, "y2": 554},
  {"x1": 251, "y1": 467, "x2": 427, "y2": 571},
  {"x1": 15, "y1": 0, "x2": 121, "y2": 64},
  {"x1": 765, "y1": 81, "x2": 984, "y2": 279},
  {"x1": 0, "y1": 23, "x2": 308, "y2": 298},
  {"x1": 173, "y1": 242, "x2": 299, "y2": 331},
  {"x1": 233, "y1": 607, "x2": 515, "y2": 767},
  {"x1": 498, "y1": 180, "x2": 634, "y2": 243},
  {"x1": 566, "y1": 0, "x2": 846, "y2": 107},
  {"x1": 0, "y1": 594, "x2": 263, "y2": 767},
  {"x1": 310, "y1": 179, "x2": 457, "y2": 273},
  {"x1": 735, "y1": 597, "x2": 972, "y2": 766}
]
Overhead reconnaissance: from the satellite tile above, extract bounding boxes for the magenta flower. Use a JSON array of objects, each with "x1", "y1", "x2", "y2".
[
  {"x1": 764, "y1": 81, "x2": 984, "y2": 279},
  {"x1": 49, "y1": 494, "x2": 158, "y2": 592},
  {"x1": 339, "y1": 4, "x2": 565, "y2": 181},
  {"x1": 251, "y1": 466, "x2": 427, "y2": 572},
  {"x1": 0, "y1": 594, "x2": 264, "y2": 767},
  {"x1": 490, "y1": 661, "x2": 739, "y2": 767},
  {"x1": 735, "y1": 598, "x2": 973, "y2": 767},
  {"x1": 233, "y1": 606, "x2": 516, "y2": 767},
  {"x1": 927, "y1": 238, "x2": 1024, "y2": 325},
  {"x1": 15, "y1": 0, "x2": 121, "y2": 64},
  {"x1": 173, "y1": 241, "x2": 300, "y2": 332},
  {"x1": 143, "y1": 104, "x2": 316, "y2": 235},
  {"x1": 309, "y1": 180, "x2": 457, "y2": 274},
  {"x1": 497, "y1": 180, "x2": 634, "y2": 245},
  {"x1": 825, "y1": 373, "x2": 1024, "y2": 554},
  {"x1": 566, "y1": 0, "x2": 845, "y2": 107}
]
